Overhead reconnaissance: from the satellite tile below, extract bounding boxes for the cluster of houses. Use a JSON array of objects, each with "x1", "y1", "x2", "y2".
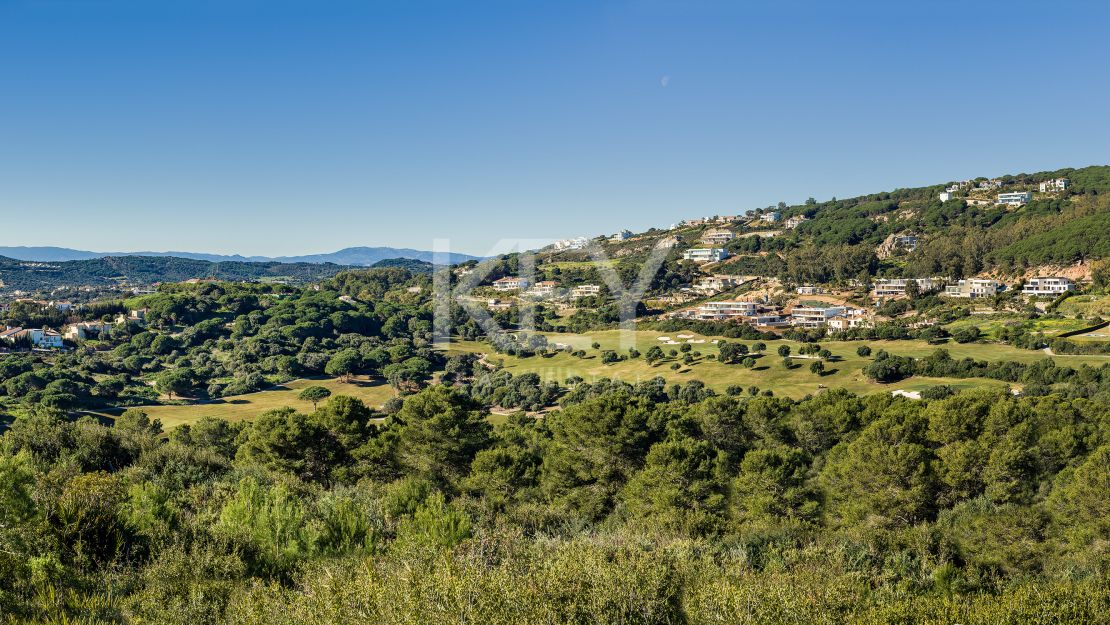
[
  {"x1": 672, "y1": 298, "x2": 873, "y2": 331},
  {"x1": 939, "y1": 178, "x2": 1069, "y2": 206},
  {"x1": 872, "y1": 276, "x2": 1077, "y2": 298},
  {"x1": 0, "y1": 308, "x2": 148, "y2": 351},
  {"x1": 490, "y1": 277, "x2": 602, "y2": 301}
]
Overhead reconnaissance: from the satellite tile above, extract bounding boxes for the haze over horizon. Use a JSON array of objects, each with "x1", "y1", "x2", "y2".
[{"x1": 2, "y1": 0, "x2": 1109, "y2": 257}]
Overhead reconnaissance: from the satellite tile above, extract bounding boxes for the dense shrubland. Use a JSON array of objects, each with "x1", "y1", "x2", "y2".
[{"x1": 1, "y1": 376, "x2": 1108, "y2": 623}]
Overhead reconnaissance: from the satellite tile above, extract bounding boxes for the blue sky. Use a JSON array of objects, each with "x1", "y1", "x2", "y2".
[{"x1": 2, "y1": 0, "x2": 1109, "y2": 256}]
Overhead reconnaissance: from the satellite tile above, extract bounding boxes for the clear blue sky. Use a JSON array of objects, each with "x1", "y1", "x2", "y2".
[{"x1": 2, "y1": 0, "x2": 1109, "y2": 256}]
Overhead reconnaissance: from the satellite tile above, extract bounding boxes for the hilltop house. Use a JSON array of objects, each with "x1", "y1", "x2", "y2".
[
  {"x1": 944, "y1": 279, "x2": 1003, "y2": 299},
  {"x1": 1022, "y1": 277, "x2": 1076, "y2": 296},
  {"x1": 492, "y1": 277, "x2": 530, "y2": 292},
  {"x1": 682, "y1": 248, "x2": 730, "y2": 263},
  {"x1": 1039, "y1": 178, "x2": 1070, "y2": 192},
  {"x1": 998, "y1": 191, "x2": 1032, "y2": 206},
  {"x1": 609, "y1": 230, "x2": 633, "y2": 243},
  {"x1": 796, "y1": 285, "x2": 822, "y2": 295},
  {"x1": 701, "y1": 229, "x2": 735, "y2": 245},
  {"x1": 939, "y1": 191, "x2": 955, "y2": 202}
]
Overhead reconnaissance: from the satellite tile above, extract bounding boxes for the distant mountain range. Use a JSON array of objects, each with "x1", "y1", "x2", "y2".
[{"x1": 0, "y1": 246, "x2": 480, "y2": 266}]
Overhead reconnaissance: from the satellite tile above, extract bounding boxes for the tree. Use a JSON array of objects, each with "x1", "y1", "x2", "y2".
[
  {"x1": 810, "y1": 360, "x2": 825, "y2": 376},
  {"x1": 620, "y1": 437, "x2": 726, "y2": 535},
  {"x1": 156, "y1": 368, "x2": 196, "y2": 398},
  {"x1": 298, "y1": 386, "x2": 332, "y2": 411},
  {"x1": 778, "y1": 345, "x2": 791, "y2": 357},
  {"x1": 857, "y1": 345, "x2": 872, "y2": 357},
  {"x1": 325, "y1": 350, "x2": 362, "y2": 382},
  {"x1": 395, "y1": 386, "x2": 492, "y2": 485},
  {"x1": 237, "y1": 408, "x2": 343, "y2": 483}
]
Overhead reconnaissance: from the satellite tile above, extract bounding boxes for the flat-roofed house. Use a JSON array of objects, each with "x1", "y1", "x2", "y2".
[
  {"x1": 682, "y1": 248, "x2": 730, "y2": 263},
  {"x1": 695, "y1": 300, "x2": 759, "y2": 320},
  {"x1": 790, "y1": 305, "x2": 846, "y2": 329},
  {"x1": 998, "y1": 191, "x2": 1032, "y2": 206},
  {"x1": 944, "y1": 279, "x2": 1003, "y2": 299},
  {"x1": 570, "y1": 284, "x2": 602, "y2": 299},
  {"x1": 701, "y1": 229, "x2": 735, "y2": 245},
  {"x1": 1022, "y1": 277, "x2": 1076, "y2": 296},
  {"x1": 492, "y1": 277, "x2": 530, "y2": 292}
]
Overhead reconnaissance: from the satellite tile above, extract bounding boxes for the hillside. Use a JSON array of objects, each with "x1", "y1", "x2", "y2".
[{"x1": 548, "y1": 164, "x2": 1110, "y2": 284}]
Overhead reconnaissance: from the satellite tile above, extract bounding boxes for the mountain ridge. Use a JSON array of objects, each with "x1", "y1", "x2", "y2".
[{"x1": 0, "y1": 246, "x2": 480, "y2": 266}]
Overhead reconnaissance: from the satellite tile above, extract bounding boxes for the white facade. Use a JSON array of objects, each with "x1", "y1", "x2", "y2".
[
  {"x1": 873, "y1": 278, "x2": 945, "y2": 297},
  {"x1": 943, "y1": 279, "x2": 1003, "y2": 299},
  {"x1": 527, "y1": 281, "x2": 558, "y2": 297},
  {"x1": 1022, "y1": 277, "x2": 1076, "y2": 296},
  {"x1": 790, "y1": 306, "x2": 846, "y2": 329},
  {"x1": 796, "y1": 285, "x2": 821, "y2": 295},
  {"x1": 939, "y1": 191, "x2": 954, "y2": 202},
  {"x1": 570, "y1": 284, "x2": 601, "y2": 298},
  {"x1": 1039, "y1": 178, "x2": 1070, "y2": 192},
  {"x1": 998, "y1": 191, "x2": 1032, "y2": 206},
  {"x1": 492, "y1": 277, "x2": 530, "y2": 291},
  {"x1": 701, "y1": 229, "x2": 735, "y2": 245},
  {"x1": 553, "y1": 237, "x2": 588, "y2": 251},
  {"x1": 609, "y1": 230, "x2": 633, "y2": 242},
  {"x1": 682, "y1": 248, "x2": 730, "y2": 263},
  {"x1": 64, "y1": 321, "x2": 114, "y2": 341},
  {"x1": 695, "y1": 300, "x2": 759, "y2": 320},
  {"x1": 784, "y1": 215, "x2": 808, "y2": 229},
  {"x1": 694, "y1": 275, "x2": 744, "y2": 293}
]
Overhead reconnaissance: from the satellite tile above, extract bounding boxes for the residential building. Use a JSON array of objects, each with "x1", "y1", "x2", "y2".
[
  {"x1": 695, "y1": 300, "x2": 759, "y2": 320},
  {"x1": 492, "y1": 276, "x2": 530, "y2": 291},
  {"x1": 0, "y1": 327, "x2": 63, "y2": 349},
  {"x1": 790, "y1": 305, "x2": 846, "y2": 329},
  {"x1": 694, "y1": 275, "x2": 745, "y2": 293},
  {"x1": 64, "y1": 321, "x2": 114, "y2": 341},
  {"x1": 1039, "y1": 178, "x2": 1070, "y2": 192},
  {"x1": 872, "y1": 278, "x2": 945, "y2": 297},
  {"x1": 763, "y1": 211, "x2": 781, "y2": 223},
  {"x1": 943, "y1": 279, "x2": 1003, "y2": 299},
  {"x1": 701, "y1": 228, "x2": 735, "y2": 245},
  {"x1": 828, "y1": 315, "x2": 871, "y2": 331},
  {"x1": 527, "y1": 281, "x2": 558, "y2": 297},
  {"x1": 486, "y1": 298, "x2": 512, "y2": 311},
  {"x1": 979, "y1": 179, "x2": 1003, "y2": 190},
  {"x1": 553, "y1": 237, "x2": 588, "y2": 251},
  {"x1": 784, "y1": 215, "x2": 808, "y2": 229},
  {"x1": 609, "y1": 230, "x2": 633, "y2": 242},
  {"x1": 750, "y1": 314, "x2": 790, "y2": 328},
  {"x1": 1022, "y1": 277, "x2": 1076, "y2": 296},
  {"x1": 570, "y1": 284, "x2": 602, "y2": 299},
  {"x1": 997, "y1": 191, "x2": 1032, "y2": 206},
  {"x1": 682, "y1": 248, "x2": 730, "y2": 263},
  {"x1": 939, "y1": 191, "x2": 954, "y2": 202},
  {"x1": 796, "y1": 285, "x2": 822, "y2": 295}
]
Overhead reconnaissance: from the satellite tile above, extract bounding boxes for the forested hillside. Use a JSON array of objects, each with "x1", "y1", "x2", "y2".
[{"x1": 0, "y1": 255, "x2": 349, "y2": 291}]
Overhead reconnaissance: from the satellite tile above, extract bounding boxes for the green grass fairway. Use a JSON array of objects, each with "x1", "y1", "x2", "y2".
[
  {"x1": 99, "y1": 376, "x2": 395, "y2": 430},
  {"x1": 444, "y1": 329, "x2": 1110, "y2": 399}
]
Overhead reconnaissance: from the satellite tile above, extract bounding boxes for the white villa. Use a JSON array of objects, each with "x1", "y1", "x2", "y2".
[
  {"x1": 784, "y1": 215, "x2": 808, "y2": 229},
  {"x1": 694, "y1": 275, "x2": 745, "y2": 293},
  {"x1": 527, "y1": 281, "x2": 558, "y2": 297},
  {"x1": 701, "y1": 229, "x2": 735, "y2": 245},
  {"x1": 944, "y1": 279, "x2": 1003, "y2": 299},
  {"x1": 492, "y1": 276, "x2": 530, "y2": 292},
  {"x1": 1039, "y1": 178, "x2": 1070, "y2": 192},
  {"x1": 0, "y1": 327, "x2": 64, "y2": 349},
  {"x1": 570, "y1": 284, "x2": 602, "y2": 299},
  {"x1": 998, "y1": 191, "x2": 1032, "y2": 206},
  {"x1": 64, "y1": 321, "x2": 114, "y2": 341},
  {"x1": 790, "y1": 305, "x2": 846, "y2": 329},
  {"x1": 873, "y1": 278, "x2": 946, "y2": 298},
  {"x1": 695, "y1": 300, "x2": 759, "y2": 320},
  {"x1": 1022, "y1": 277, "x2": 1076, "y2": 296},
  {"x1": 553, "y1": 237, "x2": 588, "y2": 251},
  {"x1": 682, "y1": 248, "x2": 730, "y2": 263},
  {"x1": 609, "y1": 230, "x2": 633, "y2": 242}
]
